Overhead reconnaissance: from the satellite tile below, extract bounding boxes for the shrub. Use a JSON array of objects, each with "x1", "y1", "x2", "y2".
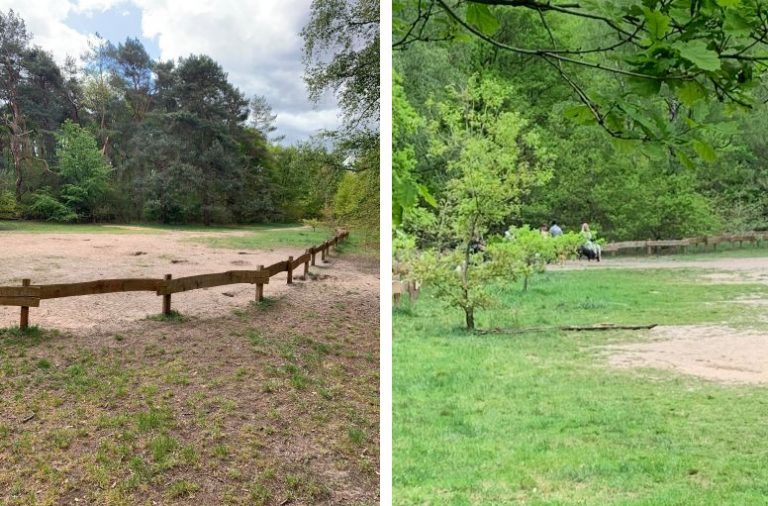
[
  {"x1": 0, "y1": 191, "x2": 19, "y2": 219},
  {"x1": 26, "y1": 190, "x2": 77, "y2": 222}
]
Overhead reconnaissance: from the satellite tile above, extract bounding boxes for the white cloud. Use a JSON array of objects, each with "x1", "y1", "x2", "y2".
[
  {"x1": 0, "y1": 1, "x2": 90, "y2": 62},
  {"x1": 73, "y1": 0, "x2": 125, "y2": 13},
  {"x1": 130, "y1": 0, "x2": 340, "y2": 141},
  {"x1": 276, "y1": 108, "x2": 340, "y2": 134},
  {"x1": 0, "y1": 0, "x2": 342, "y2": 141}
]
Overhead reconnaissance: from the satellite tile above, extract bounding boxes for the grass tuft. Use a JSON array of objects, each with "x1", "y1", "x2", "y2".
[{"x1": 145, "y1": 311, "x2": 186, "y2": 323}]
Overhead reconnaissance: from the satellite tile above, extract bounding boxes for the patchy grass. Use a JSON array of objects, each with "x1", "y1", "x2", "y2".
[
  {"x1": 410, "y1": 267, "x2": 768, "y2": 330},
  {"x1": 0, "y1": 221, "x2": 163, "y2": 234},
  {"x1": 145, "y1": 310, "x2": 187, "y2": 323},
  {"x1": 394, "y1": 266, "x2": 768, "y2": 504},
  {"x1": 0, "y1": 220, "x2": 304, "y2": 235},
  {"x1": 0, "y1": 255, "x2": 378, "y2": 505},
  {"x1": 191, "y1": 226, "x2": 333, "y2": 250}
]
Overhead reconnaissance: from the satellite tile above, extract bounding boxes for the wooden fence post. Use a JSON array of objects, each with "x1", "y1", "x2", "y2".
[
  {"x1": 19, "y1": 279, "x2": 30, "y2": 331},
  {"x1": 311, "y1": 248, "x2": 317, "y2": 266},
  {"x1": 287, "y1": 257, "x2": 293, "y2": 284},
  {"x1": 256, "y1": 265, "x2": 264, "y2": 301},
  {"x1": 303, "y1": 250, "x2": 310, "y2": 280},
  {"x1": 646, "y1": 239, "x2": 651, "y2": 256},
  {"x1": 163, "y1": 274, "x2": 172, "y2": 315}
]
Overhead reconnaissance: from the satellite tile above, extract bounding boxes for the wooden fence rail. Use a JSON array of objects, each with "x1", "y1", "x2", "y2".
[
  {"x1": 603, "y1": 231, "x2": 768, "y2": 255},
  {"x1": 1, "y1": 230, "x2": 349, "y2": 330}
]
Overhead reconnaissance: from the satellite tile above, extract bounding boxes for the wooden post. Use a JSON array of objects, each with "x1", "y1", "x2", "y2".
[
  {"x1": 311, "y1": 249, "x2": 317, "y2": 266},
  {"x1": 287, "y1": 257, "x2": 293, "y2": 284},
  {"x1": 163, "y1": 274, "x2": 172, "y2": 315},
  {"x1": 303, "y1": 250, "x2": 310, "y2": 280},
  {"x1": 256, "y1": 265, "x2": 264, "y2": 301},
  {"x1": 19, "y1": 278, "x2": 30, "y2": 331},
  {"x1": 646, "y1": 240, "x2": 651, "y2": 256}
]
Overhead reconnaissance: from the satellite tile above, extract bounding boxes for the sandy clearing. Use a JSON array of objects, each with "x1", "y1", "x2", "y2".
[
  {"x1": 557, "y1": 255, "x2": 768, "y2": 286},
  {"x1": 557, "y1": 254, "x2": 768, "y2": 383},
  {"x1": 557, "y1": 255, "x2": 768, "y2": 273},
  {"x1": 604, "y1": 325, "x2": 768, "y2": 384},
  {"x1": 0, "y1": 231, "x2": 376, "y2": 331}
]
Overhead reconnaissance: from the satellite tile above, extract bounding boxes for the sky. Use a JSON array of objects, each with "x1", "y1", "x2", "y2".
[{"x1": 0, "y1": 0, "x2": 341, "y2": 144}]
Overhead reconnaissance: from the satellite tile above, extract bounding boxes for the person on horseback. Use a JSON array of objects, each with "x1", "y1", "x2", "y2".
[{"x1": 579, "y1": 222, "x2": 601, "y2": 261}]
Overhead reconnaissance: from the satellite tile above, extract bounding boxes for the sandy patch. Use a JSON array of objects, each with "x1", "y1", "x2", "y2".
[
  {"x1": 605, "y1": 325, "x2": 768, "y2": 384},
  {"x1": 0, "y1": 231, "x2": 376, "y2": 331},
  {"x1": 558, "y1": 256, "x2": 768, "y2": 272}
]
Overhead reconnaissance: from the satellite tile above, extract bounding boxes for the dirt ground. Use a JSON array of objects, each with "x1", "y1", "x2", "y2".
[
  {"x1": 558, "y1": 255, "x2": 768, "y2": 280},
  {"x1": 569, "y1": 255, "x2": 768, "y2": 384},
  {"x1": 0, "y1": 230, "x2": 376, "y2": 331},
  {"x1": 605, "y1": 325, "x2": 768, "y2": 384},
  {"x1": 0, "y1": 229, "x2": 380, "y2": 505}
]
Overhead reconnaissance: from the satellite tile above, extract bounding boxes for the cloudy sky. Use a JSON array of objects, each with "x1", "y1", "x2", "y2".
[{"x1": 0, "y1": 0, "x2": 341, "y2": 143}]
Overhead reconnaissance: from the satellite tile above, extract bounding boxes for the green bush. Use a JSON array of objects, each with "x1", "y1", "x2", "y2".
[
  {"x1": 0, "y1": 191, "x2": 19, "y2": 219},
  {"x1": 26, "y1": 190, "x2": 77, "y2": 222}
]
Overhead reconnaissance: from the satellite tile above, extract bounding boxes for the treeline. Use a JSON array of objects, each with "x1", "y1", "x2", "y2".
[
  {"x1": 0, "y1": 10, "x2": 350, "y2": 225},
  {"x1": 394, "y1": 2, "x2": 768, "y2": 242}
]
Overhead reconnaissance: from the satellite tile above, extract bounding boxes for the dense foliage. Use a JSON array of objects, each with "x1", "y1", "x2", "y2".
[
  {"x1": 394, "y1": 0, "x2": 768, "y2": 241},
  {"x1": 0, "y1": 9, "x2": 367, "y2": 227},
  {"x1": 303, "y1": 0, "x2": 381, "y2": 240}
]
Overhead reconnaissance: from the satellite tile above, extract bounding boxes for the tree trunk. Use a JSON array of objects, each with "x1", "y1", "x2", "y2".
[
  {"x1": 5, "y1": 58, "x2": 26, "y2": 202},
  {"x1": 523, "y1": 275, "x2": 529, "y2": 292},
  {"x1": 465, "y1": 307, "x2": 475, "y2": 330}
]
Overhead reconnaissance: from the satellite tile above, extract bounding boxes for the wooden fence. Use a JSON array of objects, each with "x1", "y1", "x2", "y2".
[
  {"x1": 1, "y1": 230, "x2": 349, "y2": 330},
  {"x1": 603, "y1": 231, "x2": 768, "y2": 256}
]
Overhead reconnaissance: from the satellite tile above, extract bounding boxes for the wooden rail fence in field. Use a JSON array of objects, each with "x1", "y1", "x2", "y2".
[
  {"x1": 603, "y1": 231, "x2": 768, "y2": 256},
  {"x1": 1, "y1": 230, "x2": 350, "y2": 330}
]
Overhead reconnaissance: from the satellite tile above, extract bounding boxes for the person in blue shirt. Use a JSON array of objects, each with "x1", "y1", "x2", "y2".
[{"x1": 549, "y1": 221, "x2": 563, "y2": 237}]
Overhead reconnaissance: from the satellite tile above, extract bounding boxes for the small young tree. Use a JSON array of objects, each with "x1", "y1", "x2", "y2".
[
  {"x1": 412, "y1": 75, "x2": 553, "y2": 329},
  {"x1": 56, "y1": 120, "x2": 112, "y2": 221}
]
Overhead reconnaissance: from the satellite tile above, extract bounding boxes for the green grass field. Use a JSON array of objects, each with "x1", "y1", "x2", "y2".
[
  {"x1": 394, "y1": 265, "x2": 768, "y2": 505},
  {"x1": 189, "y1": 227, "x2": 334, "y2": 250},
  {"x1": 0, "y1": 220, "x2": 305, "y2": 235}
]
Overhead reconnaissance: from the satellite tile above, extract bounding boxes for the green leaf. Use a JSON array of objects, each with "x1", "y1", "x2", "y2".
[
  {"x1": 691, "y1": 139, "x2": 717, "y2": 162},
  {"x1": 629, "y1": 77, "x2": 662, "y2": 96},
  {"x1": 716, "y1": 0, "x2": 740, "y2": 7},
  {"x1": 642, "y1": 7, "x2": 670, "y2": 39},
  {"x1": 708, "y1": 121, "x2": 739, "y2": 135},
  {"x1": 562, "y1": 104, "x2": 594, "y2": 125},
  {"x1": 675, "y1": 80, "x2": 706, "y2": 107},
  {"x1": 724, "y1": 10, "x2": 752, "y2": 32},
  {"x1": 676, "y1": 149, "x2": 696, "y2": 170},
  {"x1": 418, "y1": 184, "x2": 438, "y2": 208},
  {"x1": 677, "y1": 40, "x2": 721, "y2": 71},
  {"x1": 466, "y1": 4, "x2": 500, "y2": 35}
]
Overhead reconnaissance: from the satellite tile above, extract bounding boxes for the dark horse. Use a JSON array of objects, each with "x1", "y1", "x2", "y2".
[{"x1": 578, "y1": 243, "x2": 601, "y2": 262}]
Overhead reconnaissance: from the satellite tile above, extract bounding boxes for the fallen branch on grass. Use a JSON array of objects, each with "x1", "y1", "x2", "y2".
[
  {"x1": 560, "y1": 323, "x2": 658, "y2": 331},
  {"x1": 477, "y1": 323, "x2": 657, "y2": 335}
]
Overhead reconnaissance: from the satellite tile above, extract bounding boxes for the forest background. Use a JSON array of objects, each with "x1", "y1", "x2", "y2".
[
  {"x1": 0, "y1": 1, "x2": 379, "y2": 241},
  {"x1": 393, "y1": 0, "x2": 768, "y2": 243}
]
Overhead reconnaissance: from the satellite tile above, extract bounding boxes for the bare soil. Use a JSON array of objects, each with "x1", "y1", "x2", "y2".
[
  {"x1": 585, "y1": 255, "x2": 768, "y2": 384},
  {"x1": 0, "y1": 231, "x2": 377, "y2": 331},
  {"x1": 605, "y1": 325, "x2": 768, "y2": 384},
  {"x1": 558, "y1": 256, "x2": 768, "y2": 283},
  {"x1": 0, "y1": 230, "x2": 380, "y2": 505}
]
